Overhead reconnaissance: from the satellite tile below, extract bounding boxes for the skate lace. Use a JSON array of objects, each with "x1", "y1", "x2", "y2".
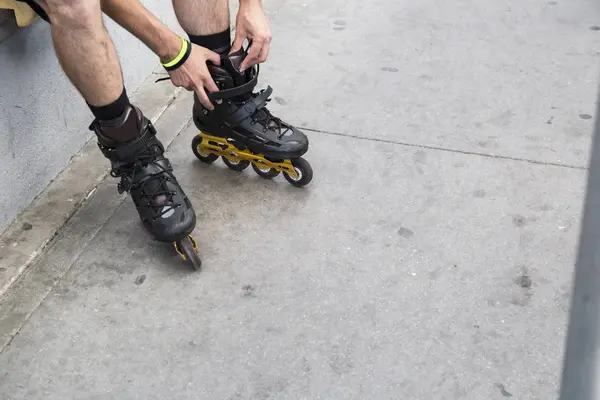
[
  {"x1": 250, "y1": 92, "x2": 291, "y2": 139},
  {"x1": 111, "y1": 150, "x2": 179, "y2": 219}
]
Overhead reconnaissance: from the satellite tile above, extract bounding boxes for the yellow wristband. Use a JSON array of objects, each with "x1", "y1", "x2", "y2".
[{"x1": 161, "y1": 37, "x2": 189, "y2": 68}]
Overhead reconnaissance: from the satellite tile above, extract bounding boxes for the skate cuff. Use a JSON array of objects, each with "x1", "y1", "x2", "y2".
[
  {"x1": 106, "y1": 125, "x2": 160, "y2": 161},
  {"x1": 161, "y1": 37, "x2": 192, "y2": 71}
]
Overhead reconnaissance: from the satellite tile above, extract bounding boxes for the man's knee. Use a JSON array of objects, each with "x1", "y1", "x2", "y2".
[{"x1": 36, "y1": 0, "x2": 100, "y2": 27}]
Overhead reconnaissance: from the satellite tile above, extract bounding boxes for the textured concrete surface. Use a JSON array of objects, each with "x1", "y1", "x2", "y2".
[
  {"x1": 263, "y1": 0, "x2": 600, "y2": 168},
  {"x1": 0, "y1": 0, "x2": 597, "y2": 398},
  {"x1": 0, "y1": 112, "x2": 585, "y2": 400}
]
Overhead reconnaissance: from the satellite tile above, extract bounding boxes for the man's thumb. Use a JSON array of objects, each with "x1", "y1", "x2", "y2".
[{"x1": 230, "y1": 30, "x2": 245, "y2": 53}]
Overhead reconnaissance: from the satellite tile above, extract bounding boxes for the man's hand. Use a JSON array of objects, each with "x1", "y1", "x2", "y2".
[
  {"x1": 231, "y1": 0, "x2": 272, "y2": 72},
  {"x1": 167, "y1": 44, "x2": 221, "y2": 110},
  {"x1": 99, "y1": 0, "x2": 222, "y2": 109}
]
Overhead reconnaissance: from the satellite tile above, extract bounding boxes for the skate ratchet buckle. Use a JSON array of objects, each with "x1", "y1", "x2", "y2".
[{"x1": 191, "y1": 132, "x2": 313, "y2": 187}]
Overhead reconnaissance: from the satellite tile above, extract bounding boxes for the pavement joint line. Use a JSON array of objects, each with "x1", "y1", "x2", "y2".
[
  {"x1": 0, "y1": 115, "x2": 585, "y2": 354},
  {"x1": 302, "y1": 127, "x2": 588, "y2": 171},
  {"x1": 0, "y1": 193, "x2": 121, "y2": 356},
  {"x1": 0, "y1": 87, "x2": 183, "y2": 300},
  {"x1": 0, "y1": 114, "x2": 193, "y2": 355}
]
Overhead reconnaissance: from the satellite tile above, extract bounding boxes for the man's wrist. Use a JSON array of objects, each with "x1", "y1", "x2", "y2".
[
  {"x1": 161, "y1": 37, "x2": 192, "y2": 71},
  {"x1": 159, "y1": 33, "x2": 186, "y2": 64}
]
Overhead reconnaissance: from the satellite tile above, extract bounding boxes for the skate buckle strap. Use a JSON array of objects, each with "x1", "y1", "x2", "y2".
[
  {"x1": 224, "y1": 86, "x2": 273, "y2": 128},
  {"x1": 208, "y1": 71, "x2": 259, "y2": 102},
  {"x1": 111, "y1": 123, "x2": 160, "y2": 161}
]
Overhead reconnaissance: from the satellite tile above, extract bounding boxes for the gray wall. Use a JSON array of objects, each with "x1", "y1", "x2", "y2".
[{"x1": 0, "y1": 2, "x2": 185, "y2": 233}]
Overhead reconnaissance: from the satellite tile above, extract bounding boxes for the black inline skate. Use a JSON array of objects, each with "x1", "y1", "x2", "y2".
[
  {"x1": 91, "y1": 105, "x2": 202, "y2": 270},
  {"x1": 190, "y1": 48, "x2": 313, "y2": 187}
]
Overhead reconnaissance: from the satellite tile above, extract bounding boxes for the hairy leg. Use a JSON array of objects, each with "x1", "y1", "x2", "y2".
[
  {"x1": 29, "y1": 0, "x2": 197, "y2": 243},
  {"x1": 36, "y1": 0, "x2": 123, "y2": 107},
  {"x1": 172, "y1": 0, "x2": 229, "y2": 36}
]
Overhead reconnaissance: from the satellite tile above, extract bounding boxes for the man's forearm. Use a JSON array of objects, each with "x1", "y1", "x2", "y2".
[{"x1": 100, "y1": 0, "x2": 182, "y2": 62}]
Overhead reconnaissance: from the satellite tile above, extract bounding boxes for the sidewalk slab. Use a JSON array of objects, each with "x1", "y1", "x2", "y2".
[
  {"x1": 0, "y1": 90, "x2": 193, "y2": 351},
  {"x1": 0, "y1": 0, "x2": 593, "y2": 398},
  {"x1": 262, "y1": 0, "x2": 600, "y2": 167},
  {"x1": 0, "y1": 69, "x2": 183, "y2": 298},
  {"x1": 0, "y1": 118, "x2": 583, "y2": 399}
]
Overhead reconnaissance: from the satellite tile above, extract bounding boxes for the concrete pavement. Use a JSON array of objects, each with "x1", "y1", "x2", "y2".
[{"x1": 1, "y1": 0, "x2": 599, "y2": 398}]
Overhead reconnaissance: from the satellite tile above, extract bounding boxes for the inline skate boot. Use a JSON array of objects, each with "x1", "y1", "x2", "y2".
[
  {"x1": 91, "y1": 105, "x2": 202, "y2": 270},
  {"x1": 190, "y1": 48, "x2": 313, "y2": 187}
]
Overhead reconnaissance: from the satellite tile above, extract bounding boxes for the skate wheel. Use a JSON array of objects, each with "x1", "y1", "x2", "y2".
[
  {"x1": 284, "y1": 157, "x2": 313, "y2": 187},
  {"x1": 191, "y1": 135, "x2": 219, "y2": 164},
  {"x1": 222, "y1": 157, "x2": 250, "y2": 171},
  {"x1": 252, "y1": 163, "x2": 280, "y2": 179},
  {"x1": 174, "y1": 235, "x2": 202, "y2": 271}
]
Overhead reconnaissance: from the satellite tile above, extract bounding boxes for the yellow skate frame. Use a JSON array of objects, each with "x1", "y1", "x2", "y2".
[
  {"x1": 173, "y1": 235, "x2": 198, "y2": 261},
  {"x1": 197, "y1": 132, "x2": 300, "y2": 179}
]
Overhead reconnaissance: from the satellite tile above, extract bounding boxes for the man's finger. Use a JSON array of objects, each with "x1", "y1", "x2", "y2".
[
  {"x1": 203, "y1": 76, "x2": 222, "y2": 104},
  {"x1": 230, "y1": 31, "x2": 246, "y2": 54},
  {"x1": 240, "y1": 40, "x2": 263, "y2": 72},
  {"x1": 204, "y1": 49, "x2": 221, "y2": 65},
  {"x1": 257, "y1": 40, "x2": 270, "y2": 63},
  {"x1": 203, "y1": 75, "x2": 219, "y2": 94},
  {"x1": 194, "y1": 84, "x2": 214, "y2": 111}
]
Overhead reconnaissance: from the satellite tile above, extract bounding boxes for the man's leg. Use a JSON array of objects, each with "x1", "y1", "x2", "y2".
[
  {"x1": 172, "y1": 0, "x2": 231, "y2": 55},
  {"x1": 172, "y1": 0, "x2": 311, "y2": 186},
  {"x1": 33, "y1": 0, "x2": 196, "y2": 243},
  {"x1": 36, "y1": 0, "x2": 128, "y2": 119}
]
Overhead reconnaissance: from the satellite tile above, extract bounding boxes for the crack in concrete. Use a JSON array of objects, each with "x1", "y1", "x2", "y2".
[
  {"x1": 0, "y1": 93, "x2": 188, "y2": 355},
  {"x1": 302, "y1": 127, "x2": 588, "y2": 171}
]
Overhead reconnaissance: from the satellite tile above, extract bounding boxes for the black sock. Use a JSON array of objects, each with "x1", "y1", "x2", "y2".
[
  {"x1": 189, "y1": 28, "x2": 231, "y2": 55},
  {"x1": 88, "y1": 87, "x2": 131, "y2": 121}
]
